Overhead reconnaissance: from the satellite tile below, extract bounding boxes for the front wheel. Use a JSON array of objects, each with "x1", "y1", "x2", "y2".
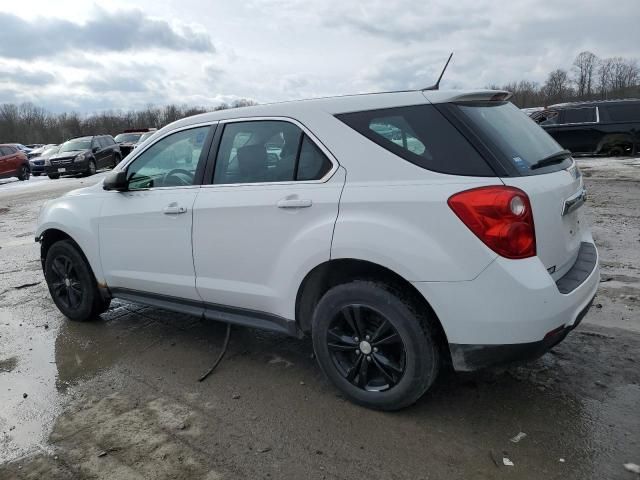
[
  {"x1": 44, "y1": 240, "x2": 110, "y2": 321},
  {"x1": 85, "y1": 159, "x2": 97, "y2": 176},
  {"x1": 312, "y1": 281, "x2": 440, "y2": 411},
  {"x1": 17, "y1": 165, "x2": 30, "y2": 181}
]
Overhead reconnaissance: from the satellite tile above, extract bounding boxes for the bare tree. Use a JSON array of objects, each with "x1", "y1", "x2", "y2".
[
  {"x1": 542, "y1": 69, "x2": 572, "y2": 104},
  {"x1": 573, "y1": 51, "x2": 598, "y2": 98}
]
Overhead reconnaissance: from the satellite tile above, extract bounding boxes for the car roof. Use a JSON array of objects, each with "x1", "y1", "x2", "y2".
[
  {"x1": 548, "y1": 98, "x2": 640, "y2": 109},
  {"x1": 166, "y1": 89, "x2": 509, "y2": 130}
]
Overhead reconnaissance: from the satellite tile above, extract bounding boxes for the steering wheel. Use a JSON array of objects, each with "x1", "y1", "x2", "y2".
[{"x1": 163, "y1": 168, "x2": 194, "y2": 187}]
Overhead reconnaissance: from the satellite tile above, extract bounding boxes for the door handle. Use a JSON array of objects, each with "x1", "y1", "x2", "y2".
[
  {"x1": 277, "y1": 198, "x2": 313, "y2": 209},
  {"x1": 163, "y1": 203, "x2": 187, "y2": 215}
]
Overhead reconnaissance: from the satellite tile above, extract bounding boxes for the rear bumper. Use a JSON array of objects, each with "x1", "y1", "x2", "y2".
[
  {"x1": 413, "y1": 236, "x2": 599, "y2": 371},
  {"x1": 448, "y1": 295, "x2": 594, "y2": 371}
]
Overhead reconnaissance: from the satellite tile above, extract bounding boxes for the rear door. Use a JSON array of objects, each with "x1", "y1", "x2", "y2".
[
  {"x1": 554, "y1": 107, "x2": 600, "y2": 153},
  {"x1": 452, "y1": 101, "x2": 588, "y2": 278},
  {"x1": 192, "y1": 119, "x2": 343, "y2": 318}
]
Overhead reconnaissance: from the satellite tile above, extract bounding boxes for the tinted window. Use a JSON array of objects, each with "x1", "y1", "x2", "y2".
[
  {"x1": 297, "y1": 136, "x2": 332, "y2": 180},
  {"x1": 455, "y1": 102, "x2": 567, "y2": 174},
  {"x1": 534, "y1": 110, "x2": 560, "y2": 126},
  {"x1": 104, "y1": 136, "x2": 116, "y2": 145},
  {"x1": 561, "y1": 107, "x2": 596, "y2": 124},
  {"x1": 127, "y1": 126, "x2": 209, "y2": 189},
  {"x1": 214, "y1": 121, "x2": 303, "y2": 184},
  {"x1": 605, "y1": 104, "x2": 640, "y2": 122},
  {"x1": 336, "y1": 104, "x2": 493, "y2": 176}
]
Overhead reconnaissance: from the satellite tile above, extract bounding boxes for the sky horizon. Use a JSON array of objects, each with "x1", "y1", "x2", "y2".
[{"x1": 1, "y1": 0, "x2": 639, "y2": 114}]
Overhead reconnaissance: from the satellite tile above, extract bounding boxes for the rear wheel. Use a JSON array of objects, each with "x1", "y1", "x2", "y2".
[
  {"x1": 48, "y1": 174, "x2": 60, "y2": 180},
  {"x1": 312, "y1": 281, "x2": 440, "y2": 410},
  {"x1": 17, "y1": 165, "x2": 30, "y2": 181},
  {"x1": 44, "y1": 240, "x2": 110, "y2": 321}
]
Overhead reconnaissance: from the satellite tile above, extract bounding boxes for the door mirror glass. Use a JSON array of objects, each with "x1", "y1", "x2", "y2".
[{"x1": 103, "y1": 170, "x2": 129, "y2": 191}]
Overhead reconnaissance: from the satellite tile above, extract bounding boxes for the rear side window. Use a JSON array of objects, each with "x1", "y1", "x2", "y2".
[
  {"x1": 605, "y1": 104, "x2": 640, "y2": 122},
  {"x1": 561, "y1": 107, "x2": 596, "y2": 124},
  {"x1": 336, "y1": 105, "x2": 494, "y2": 176}
]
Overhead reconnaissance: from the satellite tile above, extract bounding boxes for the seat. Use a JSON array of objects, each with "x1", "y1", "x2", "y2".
[{"x1": 237, "y1": 144, "x2": 269, "y2": 183}]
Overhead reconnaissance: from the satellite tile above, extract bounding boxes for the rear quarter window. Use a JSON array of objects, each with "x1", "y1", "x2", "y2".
[
  {"x1": 604, "y1": 104, "x2": 640, "y2": 122},
  {"x1": 336, "y1": 104, "x2": 495, "y2": 176},
  {"x1": 561, "y1": 107, "x2": 597, "y2": 124}
]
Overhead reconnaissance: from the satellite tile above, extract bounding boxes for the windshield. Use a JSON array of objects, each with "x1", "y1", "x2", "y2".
[
  {"x1": 137, "y1": 132, "x2": 154, "y2": 143},
  {"x1": 455, "y1": 102, "x2": 569, "y2": 174},
  {"x1": 115, "y1": 133, "x2": 143, "y2": 143},
  {"x1": 60, "y1": 139, "x2": 91, "y2": 152},
  {"x1": 42, "y1": 146, "x2": 59, "y2": 157}
]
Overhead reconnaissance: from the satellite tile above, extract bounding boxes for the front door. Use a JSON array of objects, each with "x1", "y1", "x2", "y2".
[
  {"x1": 192, "y1": 119, "x2": 344, "y2": 319},
  {"x1": 99, "y1": 124, "x2": 214, "y2": 300}
]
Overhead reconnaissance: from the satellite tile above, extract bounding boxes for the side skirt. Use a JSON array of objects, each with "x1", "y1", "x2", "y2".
[{"x1": 110, "y1": 288, "x2": 302, "y2": 338}]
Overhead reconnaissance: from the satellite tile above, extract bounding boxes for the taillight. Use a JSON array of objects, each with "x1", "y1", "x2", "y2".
[{"x1": 447, "y1": 186, "x2": 536, "y2": 259}]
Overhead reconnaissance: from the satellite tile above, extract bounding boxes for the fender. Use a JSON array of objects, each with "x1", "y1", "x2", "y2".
[{"x1": 35, "y1": 187, "x2": 107, "y2": 284}]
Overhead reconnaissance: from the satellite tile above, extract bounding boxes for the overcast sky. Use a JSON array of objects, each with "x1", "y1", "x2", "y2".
[{"x1": 0, "y1": 0, "x2": 638, "y2": 113}]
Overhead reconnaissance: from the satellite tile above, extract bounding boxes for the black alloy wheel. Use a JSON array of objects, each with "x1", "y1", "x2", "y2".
[
  {"x1": 44, "y1": 240, "x2": 110, "y2": 321},
  {"x1": 327, "y1": 304, "x2": 406, "y2": 391},
  {"x1": 49, "y1": 254, "x2": 84, "y2": 311},
  {"x1": 312, "y1": 281, "x2": 440, "y2": 410}
]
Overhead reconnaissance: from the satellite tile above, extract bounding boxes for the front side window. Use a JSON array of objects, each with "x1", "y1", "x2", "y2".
[
  {"x1": 126, "y1": 126, "x2": 210, "y2": 189},
  {"x1": 534, "y1": 110, "x2": 559, "y2": 126},
  {"x1": 213, "y1": 121, "x2": 332, "y2": 184},
  {"x1": 561, "y1": 107, "x2": 596, "y2": 124}
]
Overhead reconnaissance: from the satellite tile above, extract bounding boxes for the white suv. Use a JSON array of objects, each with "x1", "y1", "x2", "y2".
[{"x1": 36, "y1": 90, "x2": 599, "y2": 410}]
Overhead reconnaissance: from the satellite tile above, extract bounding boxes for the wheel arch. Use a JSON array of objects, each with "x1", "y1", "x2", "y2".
[{"x1": 295, "y1": 258, "x2": 450, "y2": 360}]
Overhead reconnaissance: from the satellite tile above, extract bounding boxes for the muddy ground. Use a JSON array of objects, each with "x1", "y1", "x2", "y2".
[{"x1": 0, "y1": 159, "x2": 639, "y2": 479}]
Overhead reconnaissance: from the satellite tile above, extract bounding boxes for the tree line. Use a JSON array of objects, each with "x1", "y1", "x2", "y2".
[
  {"x1": 0, "y1": 99, "x2": 257, "y2": 145},
  {"x1": 490, "y1": 51, "x2": 639, "y2": 108}
]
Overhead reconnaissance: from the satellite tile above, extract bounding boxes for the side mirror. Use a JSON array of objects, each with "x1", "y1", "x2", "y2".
[
  {"x1": 103, "y1": 170, "x2": 128, "y2": 191},
  {"x1": 92, "y1": 146, "x2": 99, "y2": 153}
]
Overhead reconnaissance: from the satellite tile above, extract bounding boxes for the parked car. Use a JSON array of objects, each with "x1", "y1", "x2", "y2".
[
  {"x1": 45, "y1": 135, "x2": 121, "y2": 179},
  {"x1": 114, "y1": 129, "x2": 156, "y2": 158},
  {"x1": 0, "y1": 144, "x2": 30, "y2": 181},
  {"x1": 6, "y1": 143, "x2": 33, "y2": 157},
  {"x1": 29, "y1": 145, "x2": 60, "y2": 176},
  {"x1": 530, "y1": 99, "x2": 640, "y2": 156},
  {"x1": 36, "y1": 90, "x2": 599, "y2": 410}
]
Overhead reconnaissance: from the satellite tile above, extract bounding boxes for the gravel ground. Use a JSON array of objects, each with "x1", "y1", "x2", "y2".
[{"x1": 0, "y1": 159, "x2": 638, "y2": 479}]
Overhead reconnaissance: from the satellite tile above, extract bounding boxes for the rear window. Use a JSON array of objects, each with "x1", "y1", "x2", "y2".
[
  {"x1": 561, "y1": 107, "x2": 597, "y2": 124},
  {"x1": 336, "y1": 104, "x2": 494, "y2": 176},
  {"x1": 605, "y1": 104, "x2": 640, "y2": 122},
  {"x1": 454, "y1": 102, "x2": 570, "y2": 175}
]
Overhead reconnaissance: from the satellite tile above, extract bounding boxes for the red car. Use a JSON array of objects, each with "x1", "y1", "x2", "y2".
[{"x1": 0, "y1": 144, "x2": 30, "y2": 181}]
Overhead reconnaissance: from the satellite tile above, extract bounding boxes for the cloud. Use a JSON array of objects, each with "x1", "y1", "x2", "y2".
[
  {"x1": 0, "y1": 7, "x2": 214, "y2": 59},
  {"x1": 0, "y1": 65, "x2": 55, "y2": 86}
]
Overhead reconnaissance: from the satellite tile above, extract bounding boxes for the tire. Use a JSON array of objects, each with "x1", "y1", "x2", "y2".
[
  {"x1": 85, "y1": 159, "x2": 97, "y2": 176},
  {"x1": 44, "y1": 240, "x2": 110, "y2": 321},
  {"x1": 48, "y1": 174, "x2": 60, "y2": 180},
  {"x1": 113, "y1": 153, "x2": 121, "y2": 167},
  {"x1": 311, "y1": 281, "x2": 440, "y2": 411},
  {"x1": 17, "y1": 165, "x2": 30, "y2": 181}
]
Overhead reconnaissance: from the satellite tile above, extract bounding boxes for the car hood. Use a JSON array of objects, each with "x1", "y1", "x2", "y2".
[{"x1": 50, "y1": 150, "x2": 89, "y2": 159}]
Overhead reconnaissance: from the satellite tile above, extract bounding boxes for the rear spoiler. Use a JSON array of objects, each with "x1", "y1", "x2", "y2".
[{"x1": 423, "y1": 90, "x2": 513, "y2": 103}]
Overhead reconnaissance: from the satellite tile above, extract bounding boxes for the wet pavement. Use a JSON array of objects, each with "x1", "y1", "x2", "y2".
[{"x1": 0, "y1": 160, "x2": 639, "y2": 479}]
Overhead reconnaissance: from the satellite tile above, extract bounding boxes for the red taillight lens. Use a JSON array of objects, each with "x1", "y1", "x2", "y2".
[{"x1": 448, "y1": 186, "x2": 536, "y2": 259}]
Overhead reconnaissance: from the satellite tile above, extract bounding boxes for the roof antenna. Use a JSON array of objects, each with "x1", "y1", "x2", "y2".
[{"x1": 422, "y1": 52, "x2": 453, "y2": 91}]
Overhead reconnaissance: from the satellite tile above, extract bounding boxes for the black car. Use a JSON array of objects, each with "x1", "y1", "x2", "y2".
[
  {"x1": 531, "y1": 99, "x2": 640, "y2": 156},
  {"x1": 114, "y1": 129, "x2": 156, "y2": 158},
  {"x1": 45, "y1": 135, "x2": 121, "y2": 179}
]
